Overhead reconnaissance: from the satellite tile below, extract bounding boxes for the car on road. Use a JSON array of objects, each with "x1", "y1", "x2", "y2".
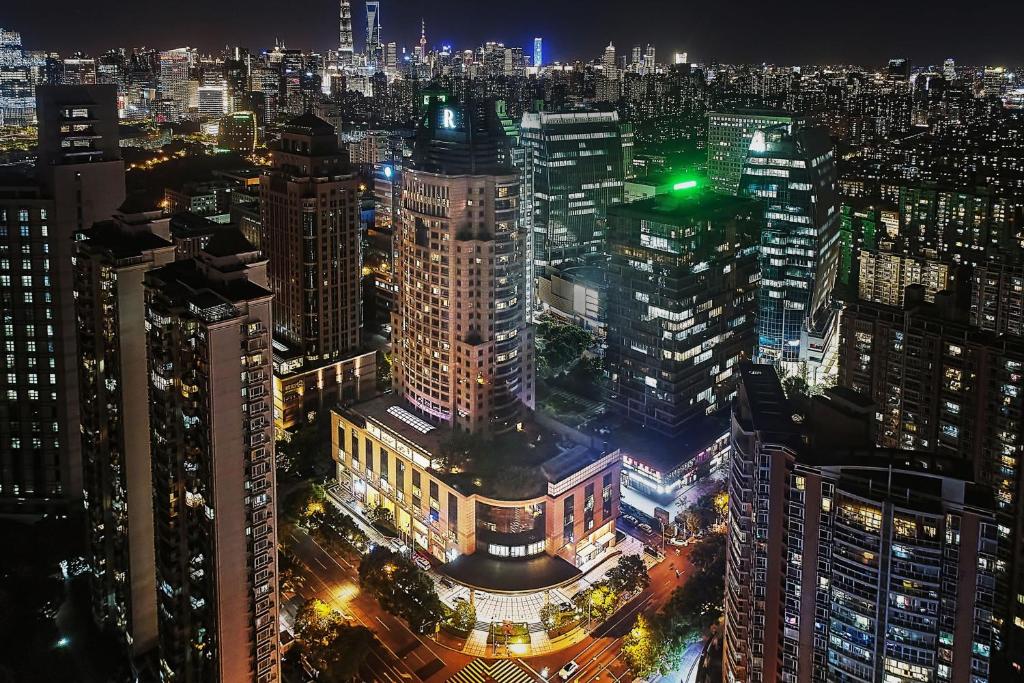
[
  {"x1": 414, "y1": 555, "x2": 431, "y2": 571},
  {"x1": 622, "y1": 514, "x2": 638, "y2": 525},
  {"x1": 439, "y1": 577, "x2": 454, "y2": 589},
  {"x1": 638, "y1": 523, "x2": 653, "y2": 534},
  {"x1": 558, "y1": 660, "x2": 580, "y2": 680}
]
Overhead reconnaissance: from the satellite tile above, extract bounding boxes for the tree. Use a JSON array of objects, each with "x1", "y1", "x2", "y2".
[
  {"x1": 689, "y1": 533, "x2": 726, "y2": 575},
  {"x1": 622, "y1": 615, "x2": 673, "y2": 678},
  {"x1": 358, "y1": 547, "x2": 445, "y2": 634},
  {"x1": 438, "y1": 431, "x2": 483, "y2": 472},
  {"x1": 606, "y1": 554, "x2": 650, "y2": 595},
  {"x1": 278, "y1": 546, "x2": 306, "y2": 595},
  {"x1": 366, "y1": 503, "x2": 394, "y2": 528},
  {"x1": 294, "y1": 599, "x2": 374, "y2": 682},
  {"x1": 309, "y1": 504, "x2": 369, "y2": 557},
  {"x1": 277, "y1": 418, "x2": 328, "y2": 476},
  {"x1": 536, "y1": 318, "x2": 595, "y2": 379},
  {"x1": 447, "y1": 599, "x2": 476, "y2": 633}
]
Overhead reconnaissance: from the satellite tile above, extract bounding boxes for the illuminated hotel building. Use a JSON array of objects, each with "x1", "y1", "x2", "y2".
[
  {"x1": 74, "y1": 207, "x2": 175, "y2": 664},
  {"x1": 605, "y1": 185, "x2": 759, "y2": 436},
  {"x1": 707, "y1": 110, "x2": 802, "y2": 196},
  {"x1": 260, "y1": 113, "x2": 372, "y2": 432},
  {"x1": 739, "y1": 123, "x2": 840, "y2": 366},
  {"x1": 145, "y1": 232, "x2": 279, "y2": 682},
  {"x1": 393, "y1": 96, "x2": 534, "y2": 435},
  {"x1": 725, "y1": 363, "x2": 998, "y2": 683}
]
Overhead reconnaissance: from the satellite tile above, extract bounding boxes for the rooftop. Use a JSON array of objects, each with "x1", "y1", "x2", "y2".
[
  {"x1": 608, "y1": 188, "x2": 756, "y2": 223},
  {"x1": 438, "y1": 552, "x2": 581, "y2": 593},
  {"x1": 613, "y1": 412, "x2": 730, "y2": 475}
]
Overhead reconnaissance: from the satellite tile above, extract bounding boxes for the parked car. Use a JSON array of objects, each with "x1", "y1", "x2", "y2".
[
  {"x1": 623, "y1": 514, "x2": 638, "y2": 525},
  {"x1": 414, "y1": 555, "x2": 431, "y2": 571},
  {"x1": 439, "y1": 577, "x2": 454, "y2": 589},
  {"x1": 638, "y1": 523, "x2": 653, "y2": 534},
  {"x1": 558, "y1": 660, "x2": 580, "y2": 680}
]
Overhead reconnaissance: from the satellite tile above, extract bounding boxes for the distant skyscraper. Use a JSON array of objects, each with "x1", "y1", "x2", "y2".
[
  {"x1": 706, "y1": 109, "x2": 801, "y2": 195},
  {"x1": 520, "y1": 110, "x2": 631, "y2": 271},
  {"x1": 74, "y1": 207, "x2": 175, "y2": 665},
  {"x1": 533, "y1": 37, "x2": 542, "y2": 67},
  {"x1": 393, "y1": 96, "x2": 534, "y2": 434},
  {"x1": 0, "y1": 85, "x2": 125, "y2": 514},
  {"x1": 146, "y1": 234, "x2": 280, "y2": 682},
  {"x1": 725, "y1": 363, "x2": 999, "y2": 683},
  {"x1": 739, "y1": 123, "x2": 840, "y2": 366},
  {"x1": 673, "y1": 52, "x2": 688, "y2": 65},
  {"x1": 943, "y1": 57, "x2": 956, "y2": 80},
  {"x1": 888, "y1": 57, "x2": 911, "y2": 80},
  {"x1": 338, "y1": 0, "x2": 354, "y2": 63},
  {"x1": 0, "y1": 28, "x2": 35, "y2": 126},
  {"x1": 158, "y1": 48, "x2": 191, "y2": 120},
  {"x1": 365, "y1": 1, "x2": 382, "y2": 65},
  {"x1": 605, "y1": 187, "x2": 760, "y2": 435}
]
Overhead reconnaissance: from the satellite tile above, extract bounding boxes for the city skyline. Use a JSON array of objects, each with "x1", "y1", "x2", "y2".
[{"x1": 5, "y1": 0, "x2": 1024, "y2": 66}]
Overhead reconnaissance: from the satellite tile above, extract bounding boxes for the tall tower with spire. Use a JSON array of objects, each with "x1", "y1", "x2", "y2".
[
  {"x1": 338, "y1": 0, "x2": 354, "y2": 64},
  {"x1": 419, "y1": 19, "x2": 427, "y2": 61}
]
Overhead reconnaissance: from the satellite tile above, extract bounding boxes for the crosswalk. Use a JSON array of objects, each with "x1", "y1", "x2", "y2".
[{"x1": 446, "y1": 658, "x2": 534, "y2": 683}]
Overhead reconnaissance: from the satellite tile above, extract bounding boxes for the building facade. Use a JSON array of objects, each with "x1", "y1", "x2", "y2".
[
  {"x1": 707, "y1": 110, "x2": 801, "y2": 195},
  {"x1": 393, "y1": 97, "x2": 534, "y2": 435},
  {"x1": 739, "y1": 123, "x2": 840, "y2": 367},
  {"x1": 145, "y1": 235, "x2": 279, "y2": 682},
  {"x1": 605, "y1": 189, "x2": 760, "y2": 435},
  {"x1": 74, "y1": 208, "x2": 176, "y2": 662},
  {"x1": 725, "y1": 363, "x2": 999, "y2": 683}
]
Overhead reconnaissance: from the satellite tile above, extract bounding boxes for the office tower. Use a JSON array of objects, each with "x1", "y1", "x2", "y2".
[
  {"x1": 393, "y1": 96, "x2": 533, "y2": 435},
  {"x1": 61, "y1": 56, "x2": 97, "y2": 85},
  {"x1": 146, "y1": 233, "x2": 279, "y2": 682},
  {"x1": 673, "y1": 52, "x2": 688, "y2": 65},
  {"x1": 643, "y1": 45, "x2": 655, "y2": 73},
  {"x1": 533, "y1": 37, "x2": 542, "y2": 68},
  {"x1": 739, "y1": 123, "x2": 840, "y2": 367},
  {"x1": 984, "y1": 66, "x2": 1007, "y2": 97},
  {"x1": 386, "y1": 42, "x2": 398, "y2": 70},
  {"x1": 224, "y1": 56, "x2": 249, "y2": 113},
  {"x1": 338, "y1": 0, "x2": 354, "y2": 64},
  {"x1": 725, "y1": 363, "x2": 999, "y2": 683},
  {"x1": 839, "y1": 286, "x2": 1023, "y2": 665},
  {"x1": 218, "y1": 111, "x2": 258, "y2": 153},
  {"x1": 158, "y1": 48, "x2": 191, "y2": 121},
  {"x1": 596, "y1": 43, "x2": 619, "y2": 102},
  {"x1": 605, "y1": 185, "x2": 759, "y2": 435},
  {"x1": 943, "y1": 57, "x2": 956, "y2": 81},
  {"x1": 706, "y1": 109, "x2": 801, "y2": 195},
  {"x1": 0, "y1": 28, "x2": 35, "y2": 126},
  {"x1": 74, "y1": 207, "x2": 175, "y2": 663},
  {"x1": 971, "y1": 263, "x2": 1024, "y2": 337},
  {"x1": 520, "y1": 110, "x2": 630, "y2": 275},
  {"x1": 197, "y1": 84, "x2": 226, "y2": 118},
  {"x1": 365, "y1": 1, "x2": 382, "y2": 65},
  {"x1": 888, "y1": 57, "x2": 911, "y2": 80},
  {"x1": 260, "y1": 113, "x2": 372, "y2": 431},
  {"x1": 857, "y1": 239, "x2": 952, "y2": 307},
  {"x1": 0, "y1": 85, "x2": 125, "y2": 514},
  {"x1": 630, "y1": 45, "x2": 641, "y2": 68}
]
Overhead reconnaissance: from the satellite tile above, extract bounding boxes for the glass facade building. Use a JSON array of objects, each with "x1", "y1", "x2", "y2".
[{"x1": 739, "y1": 123, "x2": 840, "y2": 366}]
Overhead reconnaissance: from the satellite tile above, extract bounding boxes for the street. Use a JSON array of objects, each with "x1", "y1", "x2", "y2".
[{"x1": 285, "y1": 517, "x2": 695, "y2": 683}]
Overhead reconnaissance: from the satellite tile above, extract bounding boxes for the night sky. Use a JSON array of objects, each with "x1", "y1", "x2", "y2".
[{"x1": 5, "y1": 0, "x2": 1022, "y2": 66}]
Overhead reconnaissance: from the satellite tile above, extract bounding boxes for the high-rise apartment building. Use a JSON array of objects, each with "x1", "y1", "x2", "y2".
[
  {"x1": 0, "y1": 84, "x2": 125, "y2": 514},
  {"x1": 74, "y1": 207, "x2": 176, "y2": 663},
  {"x1": 260, "y1": 113, "x2": 371, "y2": 432},
  {"x1": 0, "y1": 28, "x2": 36, "y2": 126},
  {"x1": 857, "y1": 240, "x2": 952, "y2": 307},
  {"x1": 145, "y1": 232, "x2": 279, "y2": 682},
  {"x1": 971, "y1": 263, "x2": 1024, "y2": 337},
  {"x1": 605, "y1": 187, "x2": 759, "y2": 435},
  {"x1": 520, "y1": 110, "x2": 631, "y2": 273},
  {"x1": 739, "y1": 123, "x2": 840, "y2": 366},
  {"x1": 533, "y1": 37, "x2": 542, "y2": 68},
  {"x1": 392, "y1": 96, "x2": 534, "y2": 434},
  {"x1": 707, "y1": 109, "x2": 801, "y2": 195},
  {"x1": 838, "y1": 285, "x2": 1024, "y2": 668},
  {"x1": 725, "y1": 363, "x2": 999, "y2": 683}
]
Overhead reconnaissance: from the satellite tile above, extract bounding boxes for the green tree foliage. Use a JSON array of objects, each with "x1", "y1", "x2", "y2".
[
  {"x1": 358, "y1": 547, "x2": 445, "y2": 634},
  {"x1": 605, "y1": 554, "x2": 651, "y2": 595},
  {"x1": 276, "y1": 419, "x2": 328, "y2": 476},
  {"x1": 536, "y1": 318, "x2": 594, "y2": 379},
  {"x1": 447, "y1": 599, "x2": 477, "y2": 633},
  {"x1": 622, "y1": 615, "x2": 671, "y2": 679},
  {"x1": 308, "y1": 503, "x2": 369, "y2": 557},
  {"x1": 294, "y1": 599, "x2": 374, "y2": 682}
]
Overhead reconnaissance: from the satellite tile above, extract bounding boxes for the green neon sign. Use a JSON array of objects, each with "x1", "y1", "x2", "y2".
[{"x1": 673, "y1": 180, "x2": 698, "y2": 191}]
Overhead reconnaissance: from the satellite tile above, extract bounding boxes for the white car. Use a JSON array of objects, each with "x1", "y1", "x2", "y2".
[
  {"x1": 558, "y1": 660, "x2": 580, "y2": 680},
  {"x1": 638, "y1": 523, "x2": 653, "y2": 534},
  {"x1": 414, "y1": 556, "x2": 431, "y2": 571}
]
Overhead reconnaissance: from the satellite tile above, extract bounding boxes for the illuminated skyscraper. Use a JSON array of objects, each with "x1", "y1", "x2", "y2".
[
  {"x1": 365, "y1": 1, "x2": 382, "y2": 66},
  {"x1": 706, "y1": 109, "x2": 801, "y2": 195},
  {"x1": 338, "y1": 0, "x2": 354, "y2": 64},
  {"x1": 520, "y1": 110, "x2": 631, "y2": 270},
  {"x1": 739, "y1": 123, "x2": 839, "y2": 366},
  {"x1": 158, "y1": 48, "x2": 192, "y2": 121},
  {"x1": 0, "y1": 28, "x2": 35, "y2": 126},
  {"x1": 392, "y1": 96, "x2": 534, "y2": 434},
  {"x1": 533, "y1": 37, "x2": 542, "y2": 68}
]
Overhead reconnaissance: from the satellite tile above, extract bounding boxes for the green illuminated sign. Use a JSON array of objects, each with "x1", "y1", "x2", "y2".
[{"x1": 673, "y1": 180, "x2": 698, "y2": 191}]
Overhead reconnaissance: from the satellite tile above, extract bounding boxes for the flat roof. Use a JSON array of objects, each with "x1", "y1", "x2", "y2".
[
  {"x1": 439, "y1": 553, "x2": 581, "y2": 593},
  {"x1": 614, "y1": 412, "x2": 730, "y2": 474},
  {"x1": 608, "y1": 190, "x2": 756, "y2": 223}
]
